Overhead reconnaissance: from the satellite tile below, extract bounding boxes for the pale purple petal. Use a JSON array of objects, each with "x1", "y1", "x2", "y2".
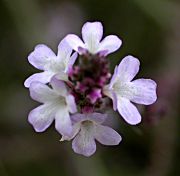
[
  {"x1": 72, "y1": 128, "x2": 96, "y2": 157},
  {"x1": 82, "y1": 22, "x2": 103, "y2": 42},
  {"x1": 61, "y1": 123, "x2": 81, "y2": 141},
  {"x1": 24, "y1": 71, "x2": 54, "y2": 88},
  {"x1": 55, "y1": 108, "x2": 72, "y2": 137},
  {"x1": 82, "y1": 22, "x2": 103, "y2": 53},
  {"x1": 117, "y1": 97, "x2": 141, "y2": 125},
  {"x1": 28, "y1": 44, "x2": 56, "y2": 70},
  {"x1": 112, "y1": 92, "x2": 118, "y2": 111},
  {"x1": 29, "y1": 81, "x2": 57, "y2": 103},
  {"x1": 94, "y1": 124, "x2": 122, "y2": 145},
  {"x1": 109, "y1": 65, "x2": 118, "y2": 89},
  {"x1": 71, "y1": 113, "x2": 87, "y2": 124},
  {"x1": 28, "y1": 104, "x2": 55, "y2": 132},
  {"x1": 87, "y1": 113, "x2": 107, "y2": 124},
  {"x1": 65, "y1": 34, "x2": 84, "y2": 52},
  {"x1": 97, "y1": 35, "x2": 122, "y2": 55},
  {"x1": 117, "y1": 55, "x2": 140, "y2": 82},
  {"x1": 66, "y1": 94, "x2": 77, "y2": 113},
  {"x1": 50, "y1": 76, "x2": 67, "y2": 96},
  {"x1": 54, "y1": 72, "x2": 68, "y2": 82},
  {"x1": 57, "y1": 38, "x2": 72, "y2": 61},
  {"x1": 131, "y1": 79, "x2": 157, "y2": 105},
  {"x1": 66, "y1": 52, "x2": 78, "y2": 73}
]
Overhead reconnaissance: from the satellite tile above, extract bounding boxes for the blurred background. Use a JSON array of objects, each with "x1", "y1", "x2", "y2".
[{"x1": 0, "y1": 0, "x2": 180, "y2": 175}]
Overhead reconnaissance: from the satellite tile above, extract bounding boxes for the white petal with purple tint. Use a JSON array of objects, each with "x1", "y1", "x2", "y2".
[
  {"x1": 112, "y1": 92, "x2": 118, "y2": 111},
  {"x1": 94, "y1": 124, "x2": 122, "y2": 145},
  {"x1": 29, "y1": 81, "x2": 57, "y2": 103},
  {"x1": 60, "y1": 123, "x2": 81, "y2": 141},
  {"x1": 82, "y1": 22, "x2": 103, "y2": 54},
  {"x1": 28, "y1": 104, "x2": 56, "y2": 132},
  {"x1": 50, "y1": 76, "x2": 67, "y2": 96},
  {"x1": 57, "y1": 38, "x2": 72, "y2": 61},
  {"x1": 130, "y1": 79, "x2": 157, "y2": 105},
  {"x1": 87, "y1": 113, "x2": 107, "y2": 124},
  {"x1": 117, "y1": 97, "x2": 141, "y2": 125},
  {"x1": 65, "y1": 34, "x2": 85, "y2": 52},
  {"x1": 28, "y1": 44, "x2": 56, "y2": 70},
  {"x1": 71, "y1": 113, "x2": 86, "y2": 123},
  {"x1": 24, "y1": 71, "x2": 54, "y2": 88},
  {"x1": 72, "y1": 122, "x2": 96, "y2": 157},
  {"x1": 65, "y1": 52, "x2": 78, "y2": 73},
  {"x1": 66, "y1": 94, "x2": 77, "y2": 113},
  {"x1": 116, "y1": 56, "x2": 140, "y2": 82},
  {"x1": 97, "y1": 35, "x2": 122, "y2": 55},
  {"x1": 55, "y1": 107, "x2": 72, "y2": 137},
  {"x1": 109, "y1": 65, "x2": 118, "y2": 89}
]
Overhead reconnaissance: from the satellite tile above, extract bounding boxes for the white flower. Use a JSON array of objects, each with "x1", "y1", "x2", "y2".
[
  {"x1": 65, "y1": 21, "x2": 122, "y2": 55},
  {"x1": 24, "y1": 38, "x2": 77, "y2": 88},
  {"x1": 28, "y1": 76, "x2": 77, "y2": 137},
  {"x1": 61, "y1": 113, "x2": 122, "y2": 157},
  {"x1": 103, "y1": 55, "x2": 157, "y2": 125}
]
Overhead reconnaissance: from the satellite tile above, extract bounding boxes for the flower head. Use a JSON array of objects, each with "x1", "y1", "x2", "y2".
[
  {"x1": 28, "y1": 76, "x2": 77, "y2": 137},
  {"x1": 68, "y1": 52, "x2": 111, "y2": 112},
  {"x1": 24, "y1": 38, "x2": 77, "y2": 88},
  {"x1": 25, "y1": 20, "x2": 158, "y2": 157},
  {"x1": 103, "y1": 56, "x2": 157, "y2": 125},
  {"x1": 65, "y1": 21, "x2": 122, "y2": 56},
  {"x1": 61, "y1": 113, "x2": 122, "y2": 157}
]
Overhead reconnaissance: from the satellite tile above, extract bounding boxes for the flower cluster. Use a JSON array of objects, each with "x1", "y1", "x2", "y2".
[{"x1": 24, "y1": 21, "x2": 157, "y2": 157}]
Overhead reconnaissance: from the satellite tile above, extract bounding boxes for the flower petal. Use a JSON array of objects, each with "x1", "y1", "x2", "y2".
[
  {"x1": 94, "y1": 124, "x2": 122, "y2": 145},
  {"x1": 103, "y1": 87, "x2": 117, "y2": 111},
  {"x1": 98, "y1": 35, "x2": 122, "y2": 55},
  {"x1": 131, "y1": 79, "x2": 157, "y2": 105},
  {"x1": 28, "y1": 104, "x2": 55, "y2": 132},
  {"x1": 65, "y1": 52, "x2": 78, "y2": 73},
  {"x1": 29, "y1": 81, "x2": 57, "y2": 103},
  {"x1": 65, "y1": 34, "x2": 84, "y2": 52},
  {"x1": 50, "y1": 76, "x2": 67, "y2": 96},
  {"x1": 87, "y1": 113, "x2": 107, "y2": 124},
  {"x1": 71, "y1": 113, "x2": 87, "y2": 124},
  {"x1": 55, "y1": 107, "x2": 72, "y2": 137},
  {"x1": 60, "y1": 123, "x2": 81, "y2": 141},
  {"x1": 54, "y1": 72, "x2": 68, "y2": 82},
  {"x1": 66, "y1": 94, "x2": 77, "y2": 113},
  {"x1": 109, "y1": 65, "x2": 118, "y2": 89},
  {"x1": 28, "y1": 44, "x2": 56, "y2": 70},
  {"x1": 112, "y1": 92, "x2": 118, "y2": 111},
  {"x1": 82, "y1": 22, "x2": 103, "y2": 54},
  {"x1": 117, "y1": 97, "x2": 141, "y2": 125},
  {"x1": 24, "y1": 71, "x2": 54, "y2": 88},
  {"x1": 57, "y1": 38, "x2": 72, "y2": 61},
  {"x1": 117, "y1": 55, "x2": 140, "y2": 82},
  {"x1": 72, "y1": 125, "x2": 96, "y2": 157}
]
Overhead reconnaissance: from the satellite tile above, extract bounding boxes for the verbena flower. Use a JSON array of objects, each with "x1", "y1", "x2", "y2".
[
  {"x1": 65, "y1": 21, "x2": 122, "y2": 56},
  {"x1": 24, "y1": 39, "x2": 77, "y2": 88},
  {"x1": 25, "y1": 20, "x2": 158, "y2": 157},
  {"x1": 103, "y1": 55, "x2": 157, "y2": 125},
  {"x1": 61, "y1": 113, "x2": 122, "y2": 157},
  {"x1": 28, "y1": 76, "x2": 77, "y2": 137}
]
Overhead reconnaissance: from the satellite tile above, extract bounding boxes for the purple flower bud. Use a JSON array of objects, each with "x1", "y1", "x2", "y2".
[{"x1": 87, "y1": 89, "x2": 102, "y2": 104}]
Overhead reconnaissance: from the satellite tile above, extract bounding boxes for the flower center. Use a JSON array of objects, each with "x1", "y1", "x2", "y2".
[{"x1": 67, "y1": 52, "x2": 111, "y2": 112}]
